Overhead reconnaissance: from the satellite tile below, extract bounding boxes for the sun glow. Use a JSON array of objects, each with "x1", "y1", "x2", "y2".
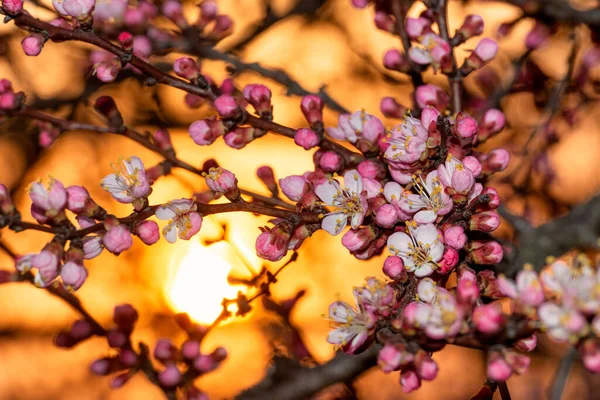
[{"x1": 167, "y1": 241, "x2": 246, "y2": 324}]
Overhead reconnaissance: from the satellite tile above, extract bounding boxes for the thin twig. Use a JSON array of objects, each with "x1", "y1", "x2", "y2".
[
  {"x1": 436, "y1": 0, "x2": 462, "y2": 113},
  {"x1": 549, "y1": 347, "x2": 578, "y2": 400},
  {"x1": 498, "y1": 381, "x2": 512, "y2": 400}
]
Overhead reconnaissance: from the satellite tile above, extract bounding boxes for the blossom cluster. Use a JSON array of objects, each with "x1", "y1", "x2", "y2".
[{"x1": 0, "y1": 0, "x2": 599, "y2": 396}]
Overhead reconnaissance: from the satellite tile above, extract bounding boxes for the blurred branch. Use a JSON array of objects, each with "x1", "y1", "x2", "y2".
[
  {"x1": 237, "y1": 346, "x2": 380, "y2": 400},
  {"x1": 498, "y1": 382, "x2": 512, "y2": 400},
  {"x1": 436, "y1": 0, "x2": 462, "y2": 113},
  {"x1": 497, "y1": 193, "x2": 600, "y2": 276},
  {"x1": 9, "y1": 12, "x2": 363, "y2": 165},
  {"x1": 390, "y1": 0, "x2": 424, "y2": 111},
  {"x1": 226, "y1": 0, "x2": 328, "y2": 52},
  {"x1": 549, "y1": 347, "x2": 578, "y2": 400},
  {"x1": 503, "y1": 0, "x2": 600, "y2": 28},
  {"x1": 191, "y1": 45, "x2": 349, "y2": 113},
  {"x1": 2, "y1": 106, "x2": 296, "y2": 210}
]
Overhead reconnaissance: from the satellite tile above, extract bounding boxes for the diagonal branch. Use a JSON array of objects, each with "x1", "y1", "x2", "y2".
[{"x1": 237, "y1": 346, "x2": 380, "y2": 400}]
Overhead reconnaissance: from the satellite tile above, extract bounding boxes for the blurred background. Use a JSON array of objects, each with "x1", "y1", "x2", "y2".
[{"x1": 0, "y1": 0, "x2": 600, "y2": 398}]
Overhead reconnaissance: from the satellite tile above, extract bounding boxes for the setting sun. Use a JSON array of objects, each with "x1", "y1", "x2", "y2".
[{"x1": 167, "y1": 241, "x2": 246, "y2": 324}]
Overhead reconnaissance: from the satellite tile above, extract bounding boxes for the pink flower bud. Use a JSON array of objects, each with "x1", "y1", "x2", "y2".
[
  {"x1": 415, "y1": 84, "x2": 449, "y2": 110},
  {"x1": 71, "y1": 320, "x2": 93, "y2": 340},
  {"x1": 480, "y1": 187, "x2": 500, "y2": 210},
  {"x1": 66, "y1": 186, "x2": 90, "y2": 213},
  {"x1": 193, "y1": 354, "x2": 216, "y2": 372},
  {"x1": 181, "y1": 340, "x2": 200, "y2": 360},
  {"x1": 351, "y1": 0, "x2": 369, "y2": 8},
  {"x1": 457, "y1": 273, "x2": 480, "y2": 304},
  {"x1": 204, "y1": 167, "x2": 238, "y2": 195},
  {"x1": 319, "y1": 151, "x2": 343, "y2": 172},
  {"x1": 580, "y1": 339, "x2": 600, "y2": 373},
  {"x1": 525, "y1": 22, "x2": 551, "y2": 50},
  {"x1": 21, "y1": 34, "x2": 45, "y2": 57},
  {"x1": 279, "y1": 175, "x2": 309, "y2": 202},
  {"x1": 300, "y1": 95, "x2": 324, "y2": 125},
  {"x1": 120, "y1": 349, "x2": 138, "y2": 367},
  {"x1": 383, "y1": 49, "x2": 410, "y2": 72},
  {"x1": 185, "y1": 93, "x2": 205, "y2": 108},
  {"x1": 462, "y1": 38, "x2": 498, "y2": 74},
  {"x1": 189, "y1": 118, "x2": 226, "y2": 146},
  {"x1": 53, "y1": 0, "x2": 94, "y2": 19},
  {"x1": 342, "y1": 227, "x2": 377, "y2": 252},
  {"x1": 224, "y1": 127, "x2": 256, "y2": 149},
  {"x1": 0, "y1": 79, "x2": 12, "y2": 93},
  {"x1": 374, "y1": 12, "x2": 394, "y2": 33},
  {"x1": 257, "y1": 166, "x2": 277, "y2": 195},
  {"x1": 457, "y1": 15, "x2": 483, "y2": 40},
  {"x1": 90, "y1": 358, "x2": 113, "y2": 375},
  {"x1": 152, "y1": 128, "x2": 172, "y2": 152},
  {"x1": 487, "y1": 352, "x2": 512, "y2": 381},
  {"x1": 110, "y1": 372, "x2": 132, "y2": 389},
  {"x1": 406, "y1": 17, "x2": 432, "y2": 39},
  {"x1": 375, "y1": 204, "x2": 398, "y2": 228},
  {"x1": 154, "y1": 338, "x2": 177, "y2": 362},
  {"x1": 478, "y1": 109, "x2": 505, "y2": 142},
  {"x1": 473, "y1": 304, "x2": 504, "y2": 334},
  {"x1": 61, "y1": 261, "x2": 88, "y2": 292},
  {"x1": 357, "y1": 160, "x2": 386, "y2": 180},
  {"x1": 467, "y1": 241, "x2": 503, "y2": 264},
  {"x1": 117, "y1": 32, "x2": 133, "y2": 52},
  {"x1": 2, "y1": 0, "x2": 23, "y2": 14},
  {"x1": 103, "y1": 224, "x2": 133, "y2": 255},
  {"x1": 380, "y1": 97, "x2": 407, "y2": 119},
  {"x1": 438, "y1": 247, "x2": 458, "y2": 274},
  {"x1": 415, "y1": 352, "x2": 438, "y2": 381},
  {"x1": 113, "y1": 303, "x2": 138, "y2": 332},
  {"x1": 455, "y1": 112, "x2": 478, "y2": 139},
  {"x1": 29, "y1": 178, "x2": 68, "y2": 218},
  {"x1": 108, "y1": 329, "x2": 128, "y2": 348},
  {"x1": 135, "y1": 220, "x2": 159, "y2": 245},
  {"x1": 159, "y1": 365, "x2": 182, "y2": 387},
  {"x1": 442, "y1": 225, "x2": 467, "y2": 249},
  {"x1": 462, "y1": 156, "x2": 482, "y2": 177},
  {"x1": 383, "y1": 255, "x2": 407, "y2": 281},
  {"x1": 213, "y1": 94, "x2": 241, "y2": 119},
  {"x1": 377, "y1": 344, "x2": 413, "y2": 373},
  {"x1": 95, "y1": 59, "x2": 122, "y2": 83},
  {"x1": 243, "y1": 84, "x2": 272, "y2": 117},
  {"x1": 400, "y1": 368, "x2": 421, "y2": 393},
  {"x1": 294, "y1": 128, "x2": 320, "y2": 150},
  {"x1": 480, "y1": 148, "x2": 510, "y2": 175},
  {"x1": 83, "y1": 236, "x2": 103, "y2": 259},
  {"x1": 173, "y1": 57, "x2": 200, "y2": 80},
  {"x1": 162, "y1": 0, "x2": 186, "y2": 27},
  {"x1": 474, "y1": 38, "x2": 498, "y2": 63},
  {"x1": 33, "y1": 250, "x2": 60, "y2": 287},
  {"x1": 470, "y1": 211, "x2": 500, "y2": 232},
  {"x1": 208, "y1": 15, "x2": 233, "y2": 41},
  {"x1": 0, "y1": 183, "x2": 15, "y2": 214},
  {"x1": 255, "y1": 226, "x2": 290, "y2": 262},
  {"x1": 514, "y1": 335, "x2": 537, "y2": 352}
]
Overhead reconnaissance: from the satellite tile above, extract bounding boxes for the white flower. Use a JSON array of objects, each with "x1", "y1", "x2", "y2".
[
  {"x1": 387, "y1": 223, "x2": 444, "y2": 277},
  {"x1": 538, "y1": 302, "x2": 588, "y2": 343},
  {"x1": 413, "y1": 278, "x2": 463, "y2": 339},
  {"x1": 384, "y1": 116, "x2": 428, "y2": 165},
  {"x1": 315, "y1": 170, "x2": 368, "y2": 235},
  {"x1": 155, "y1": 199, "x2": 202, "y2": 243},
  {"x1": 399, "y1": 171, "x2": 452, "y2": 224},
  {"x1": 101, "y1": 156, "x2": 150, "y2": 203},
  {"x1": 326, "y1": 298, "x2": 376, "y2": 354}
]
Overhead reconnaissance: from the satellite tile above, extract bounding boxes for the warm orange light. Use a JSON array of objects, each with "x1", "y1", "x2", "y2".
[{"x1": 167, "y1": 241, "x2": 245, "y2": 324}]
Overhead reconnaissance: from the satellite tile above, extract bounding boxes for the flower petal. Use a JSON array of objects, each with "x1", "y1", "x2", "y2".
[
  {"x1": 344, "y1": 170, "x2": 363, "y2": 195},
  {"x1": 322, "y1": 213, "x2": 347, "y2": 236}
]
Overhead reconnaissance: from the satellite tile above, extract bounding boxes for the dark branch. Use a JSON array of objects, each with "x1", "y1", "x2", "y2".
[{"x1": 237, "y1": 346, "x2": 379, "y2": 400}]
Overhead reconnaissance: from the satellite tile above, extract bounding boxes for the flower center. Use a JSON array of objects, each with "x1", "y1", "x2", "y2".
[{"x1": 413, "y1": 175, "x2": 446, "y2": 212}]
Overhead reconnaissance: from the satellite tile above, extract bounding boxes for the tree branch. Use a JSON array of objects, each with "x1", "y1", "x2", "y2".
[{"x1": 237, "y1": 346, "x2": 380, "y2": 400}]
